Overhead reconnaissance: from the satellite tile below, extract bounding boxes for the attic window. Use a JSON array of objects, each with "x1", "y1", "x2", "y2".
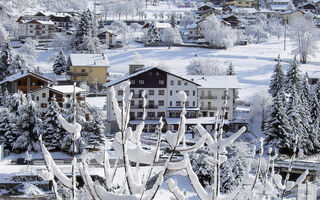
[{"x1": 81, "y1": 69, "x2": 86, "y2": 72}]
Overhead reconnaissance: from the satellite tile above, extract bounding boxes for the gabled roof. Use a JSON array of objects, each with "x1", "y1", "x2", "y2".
[
  {"x1": 69, "y1": 53, "x2": 110, "y2": 67},
  {"x1": 30, "y1": 85, "x2": 86, "y2": 95},
  {"x1": 97, "y1": 29, "x2": 117, "y2": 36},
  {"x1": 103, "y1": 66, "x2": 200, "y2": 88},
  {"x1": 0, "y1": 71, "x2": 52, "y2": 85}
]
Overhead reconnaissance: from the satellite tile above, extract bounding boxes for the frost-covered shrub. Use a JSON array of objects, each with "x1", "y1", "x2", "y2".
[
  {"x1": 201, "y1": 14, "x2": 236, "y2": 48},
  {"x1": 186, "y1": 58, "x2": 226, "y2": 75},
  {"x1": 160, "y1": 28, "x2": 182, "y2": 44}
]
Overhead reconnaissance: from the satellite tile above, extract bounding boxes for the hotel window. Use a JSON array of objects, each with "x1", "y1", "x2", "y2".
[
  {"x1": 156, "y1": 72, "x2": 160, "y2": 76},
  {"x1": 193, "y1": 91, "x2": 196, "y2": 96},
  {"x1": 170, "y1": 90, "x2": 173, "y2": 96},
  {"x1": 177, "y1": 80, "x2": 181, "y2": 85},
  {"x1": 158, "y1": 90, "x2": 165, "y2": 95},
  {"x1": 186, "y1": 101, "x2": 189, "y2": 107},
  {"x1": 149, "y1": 90, "x2": 154, "y2": 95},
  {"x1": 184, "y1": 82, "x2": 188, "y2": 85},
  {"x1": 158, "y1": 112, "x2": 165, "y2": 117},
  {"x1": 81, "y1": 69, "x2": 86, "y2": 72},
  {"x1": 147, "y1": 112, "x2": 155, "y2": 117},
  {"x1": 170, "y1": 101, "x2": 172, "y2": 106},
  {"x1": 118, "y1": 90, "x2": 123, "y2": 95},
  {"x1": 138, "y1": 112, "x2": 143, "y2": 117},
  {"x1": 185, "y1": 91, "x2": 189, "y2": 96},
  {"x1": 37, "y1": 96, "x2": 39, "y2": 101},
  {"x1": 159, "y1": 80, "x2": 165, "y2": 85},
  {"x1": 139, "y1": 80, "x2": 144, "y2": 84},
  {"x1": 158, "y1": 100, "x2": 164, "y2": 106},
  {"x1": 170, "y1": 80, "x2": 174, "y2": 85},
  {"x1": 42, "y1": 93, "x2": 46, "y2": 98},
  {"x1": 176, "y1": 101, "x2": 181, "y2": 107},
  {"x1": 41, "y1": 103, "x2": 47, "y2": 108},
  {"x1": 193, "y1": 101, "x2": 195, "y2": 106},
  {"x1": 130, "y1": 80, "x2": 135, "y2": 84}
]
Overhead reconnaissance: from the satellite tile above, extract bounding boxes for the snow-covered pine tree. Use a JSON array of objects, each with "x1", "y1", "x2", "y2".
[
  {"x1": 14, "y1": 94, "x2": 43, "y2": 151},
  {"x1": 0, "y1": 40, "x2": 13, "y2": 80},
  {"x1": 285, "y1": 56, "x2": 302, "y2": 95},
  {"x1": 146, "y1": 22, "x2": 160, "y2": 45},
  {"x1": 7, "y1": 91, "x2": 25, "y2": 115},
  {"x1": 0, "y1": 108, "x2": 19, "y2": 150},
  {"x1": 72, "y1": 9, "x2": 100, "y2": 53},
  {"x1": 220, "y1": 161, "x2": 236, "y2": 193},
  {"x1": 84, "y1": 110, "x2": 105, "y2": 148},
  {"x1": 11, "y1": 53, "x2": 27, "y2": 74},
  {"x1": 286, "y1": 85, "x2": 308, "y2": 155},
  {"x1": 53, "y1": 49, "x2": 67, "y2": 75},
  {"x1": 226, "y1": 62, "x2": 235, "y2": 75},
  {"x1": 42, "y1": 96, "x2": 66, "y2": 150},
  {"x1": 264, "y1": 91, "x2": 292, "y2": 153},
  {"x1": 269, "y1": 55, "x2": 285, "y2": 98},
  {"x1": 169, "y1": 13, "x2": 177, "y2": 28},
  {"x1": 300, "y1": 75, "x2": 320, "y2": 153},
  {"x1": 310, "y1": 89, "x2": 320, "y2": 124}
]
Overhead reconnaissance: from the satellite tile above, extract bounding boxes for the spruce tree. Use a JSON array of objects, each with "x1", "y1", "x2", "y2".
[
  {"x1": 0, "y1": 40, "x2": 13, "y2": 80},
  {"x1": 286, "y1": 85, "x2": 307, "y2": 155},
  {"x1": 265, "y1": 92, "x2": 292, "y2": 153},
  {"x1": 14, "y1": 94, "x2": 43, "y2": 151},
  {"x1": 310, "y1": 91, "x2": 320, "y2": 124},
  {"x1": 227, "y1": 62, "x2": 235, "y2": 75},
  {"x1": 169, "y1": 14, "x2": 177, "y2": 28},
  {"x1": 42, "y1": 96, "x2": 66, "y2": 150},
  {"x1": 0, "y1": 108, "x2": 19, "y2": 150},
  {"x1": 11, "y1": 54, "x2": 26, "y2": 74},
  {"x1": 53, "y1": 49, "x2": 67, "y2": 75},
  {"x1": 285, "y1": 56, "x2": 302, "y2": 95},
  {"x1": 146, "y1": 22, "x2": 160, "y2": 45},
  {"x1": 269, "y1": 55, "x2": 285, "y2": 98},
  {"x1": 85, "y1": 111, "x2": 105, "y2": 147}
]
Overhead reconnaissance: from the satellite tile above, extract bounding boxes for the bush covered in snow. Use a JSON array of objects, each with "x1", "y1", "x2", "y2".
[{"x1": 186, "y1": 58, "x2": 226, "y2": 76}]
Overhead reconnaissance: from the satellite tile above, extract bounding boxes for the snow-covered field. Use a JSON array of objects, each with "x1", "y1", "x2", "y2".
[{"x1": 37, "y1": 37, "x2": 320, "y2": 101}]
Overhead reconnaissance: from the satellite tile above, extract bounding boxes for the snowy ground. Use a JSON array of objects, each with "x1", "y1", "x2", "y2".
[{"x1": 36, "y1": 37, "x2": 320, "y2": 101}]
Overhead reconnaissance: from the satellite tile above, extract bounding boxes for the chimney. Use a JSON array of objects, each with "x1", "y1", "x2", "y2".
[{"x1": 129, "y1": 64, "x2": 144, "y2": 74}]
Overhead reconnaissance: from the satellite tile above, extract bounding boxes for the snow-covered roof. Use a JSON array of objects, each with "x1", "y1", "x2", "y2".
[
  {"x1": 50, "y1": 85, "x2": 86, "y2": 94},
  {"x1": 30, "y1": 85, "x2": 86, "y2": 95},
  {"x1": 0, "y1": 71, "x2": 52, "y2": 85},
  {"x1": 281, "y1": 9, "x2": 305, "y2": 14},
  {"x1": 155, "y1": 22, "x2": 172, "y2": 29},
  {"x1": 270, "y1": 4, "x2": 288, "y2": 11},
  {"x1": 25, "y1": 19, "x2": 55, "y2": 25},
  {"x1": 103, "y1": 66, "x2": 200, "y2": 88},
  {"x1": 42, "y1": 11, "x2": 72, "y2": 18},
  {"x1": 69, "y1": 54, "x2": 110, "y2": 67},
  {"x1": 130, "y1": 120, "x2": 160, "y2": 125},
  {"x1": 184, "y1": 75, "x2": 240, "y2": 89},
  {"x1": 229, "y1": 6, "x2": 258, "y2": 13},
  {"x1": 166, "y1": 117, "x2": 229, "y2": 125}
]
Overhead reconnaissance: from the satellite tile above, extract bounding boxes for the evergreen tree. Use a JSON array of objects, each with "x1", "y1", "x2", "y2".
[
  {"x1": 269, "y1": 55, "x2": 285, "y2": 98},
  {"x1": 265, "y1": 92, "x2": 292, "y2": 153},
  {"x1": 310, "y1": 91, "x2": 320, "y2": 124},
  {"x1": 11, "y1": 53, "x2": 27, "y2": 74},
  {"x1": 285, "y1": 56, "x2": 302, "y2": 95},
  {"x1": 53, "y1": 49, "x2": 67, "y2": 75},
  {"x1": 64, "y1": 93, "x2": 87, "y2": 125},
  {"x1": 286, "y1": 85, "x2": 307, "y2": 155},
  {"x1": 72, "y1": 9, "x2": 100, "y2": 53},
  {"x1": 85, "y1": 111, "x2": 105, "y2": 147},
  {"x1": 0, "y1": 108, "x2": 19, "y2": 150},
  {"x1": 0, "y1": 40, "x2": 13, "y2": 81},
  {"x1": 14, "y1": 94, "x2": 43, "y2": 151},
  {"x1": 146, "y1": 22, "x2": 160, "y2": 45},
  {"x1": 226, "y1": 62, "x2": 235, "y2": 75},
  {"x1": 42, "y1": 96, "x2": 66, "y2": 150},
  {"x1": 169, "y1": 14, "x2": 177, "y2": 28}
]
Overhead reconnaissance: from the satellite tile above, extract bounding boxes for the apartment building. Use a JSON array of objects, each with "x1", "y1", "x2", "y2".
[
  {"x1": 67, "y1": 53, "x2": 110, "y2": 86},
  {"x1": 30, "y1": 85, "x2": 86, "y2": 111},
  {"x1": 104, "y1": 65, "x2": 200, "y2": 132}
]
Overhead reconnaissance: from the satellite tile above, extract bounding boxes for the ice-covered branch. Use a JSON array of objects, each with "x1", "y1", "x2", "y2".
[{"x1": 167, "y1": 179, "x2": 185, "y2": 200}]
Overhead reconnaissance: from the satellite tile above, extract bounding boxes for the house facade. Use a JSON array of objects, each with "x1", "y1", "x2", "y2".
[
  {"x1": 104, "y1": 65, "x2": 200, "y2": 132},
  {"x1": 226, "y1": 0, "x2": 259, "y2": 9},
  {"x1": 30, "y1": 85, "x2": 86, "y2": 111},
  {"x1": 281, "y1": 10, "x2": 304, "y2": 24},
  {"x1": 97, "y1": 30, "x2": 117, "y2": 47},
  {"x1": 67, "y1": 53, "x2": 110, "y2": 86},
  {"x1": 0, "y1": 71, "x2": 52, "y2": 94}
]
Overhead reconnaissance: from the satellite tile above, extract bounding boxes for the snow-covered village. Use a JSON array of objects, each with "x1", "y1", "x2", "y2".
[{"x1": 1, "y1": 0, "x2": 320, "y2": 199}]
